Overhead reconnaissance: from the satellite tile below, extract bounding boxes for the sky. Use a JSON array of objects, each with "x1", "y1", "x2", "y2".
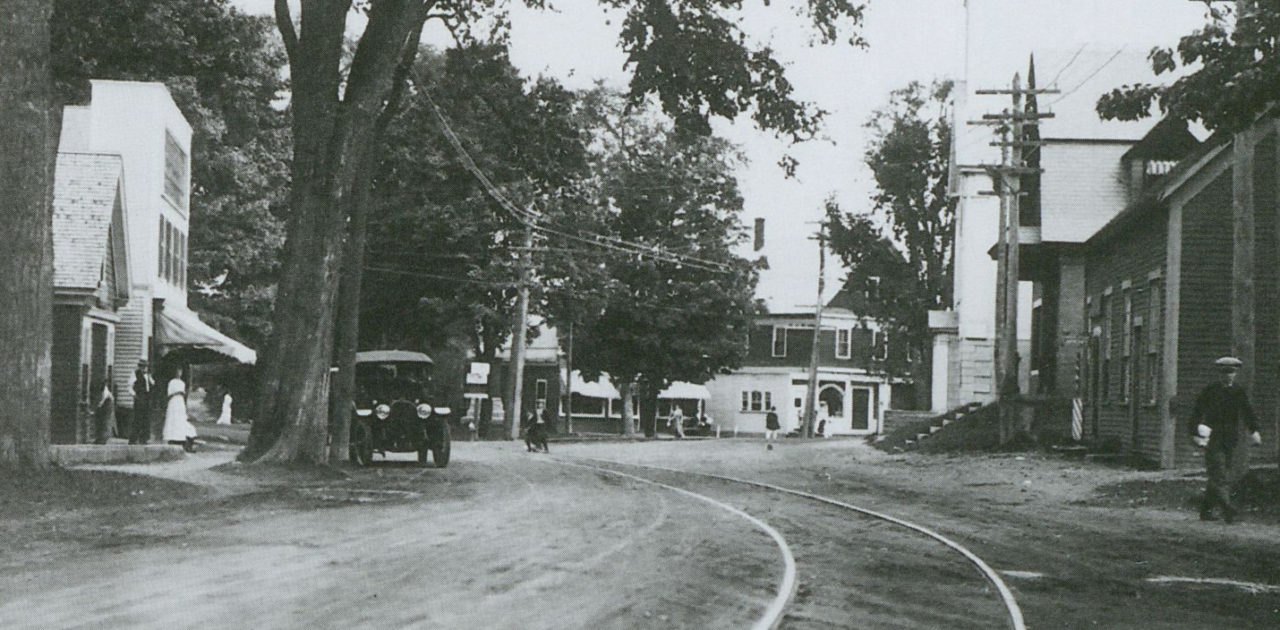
[{"x1": 231, "y1": 0, "x2": 1210, "y2": 310}]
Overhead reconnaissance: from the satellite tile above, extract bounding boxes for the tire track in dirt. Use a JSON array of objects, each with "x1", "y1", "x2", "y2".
[
  {"x1": 552, "y1": 458, "x2": 798, "y2": 630},
  {"x1": 572, "y1": 456, "x2": 1025, "y2": 630}
]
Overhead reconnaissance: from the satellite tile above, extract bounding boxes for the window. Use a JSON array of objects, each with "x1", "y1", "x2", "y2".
[
  {"x1": 157, "y1": 216, "x2": 187, "y2": 287},
  {"x1": 835, "y1": 328, "x2": 851, "y2": 359},
  {"x1": 741, "y1": 390, "x2": 772, "y2": 412},
  {"x1": 1120, "y1": 292, "x2": 1132, "y2": 403},
  {"x1": 866, "y1": 276, "x2": 881, "y2": 300},
  {"x1": 771, "y1": 326, "x2": 787, "y2": 357},
  {"x1": 159, "y1": 217, "x2": 168, "y2": 280},
  {"x1": 1100, "y1": 294, "x2": 1111, "y2": 402},
  {"x1": 873, "y1": 330, "x2": 889, "y2": 361},
  {"x1": 164, "y1": 131, "x2": 188, "y2": 212},
  {"x1": 535, "y1": 379, "x2": 548, "y2": 402},
  {"x1": 1147, "y1": 281, "x2": 1161, "y2": 404}
]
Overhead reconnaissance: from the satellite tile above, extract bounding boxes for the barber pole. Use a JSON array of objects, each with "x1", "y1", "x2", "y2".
[{"x1": 1071, "y1": 351, "x2": 1084, "y2": 442}]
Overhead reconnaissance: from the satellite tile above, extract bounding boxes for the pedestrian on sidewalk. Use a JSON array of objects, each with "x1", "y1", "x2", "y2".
[
  {"x1": 162, "y1": 367, "x2": 198, "y2": 453},
  {"x1": 668, "y1": 406, "x2": 685, "y2": 439},
  {"x1": 93, "y1": 381, "x2": 116, "y2": 445},
  {"x1": 764, "y1": 405, "x2": 780, "y2": 449},
  {"x1": 131, "y1": 360, "x2": 155, "y2": 444},
  {"x1": 1190, "y1": 357, "x2": 1262, "y2": 523}
]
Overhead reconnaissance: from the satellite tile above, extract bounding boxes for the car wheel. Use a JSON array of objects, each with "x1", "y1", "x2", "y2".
[
  {"x1": 351, "y1": 422, "x2": 373, "y2": 467},
  {"x1": 432, "y1": 423, "x2": 451, "y2": 468}
]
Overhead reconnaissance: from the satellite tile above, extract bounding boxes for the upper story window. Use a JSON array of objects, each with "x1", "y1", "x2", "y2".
[
  {"x1": 158, "y1": 215, "x2": 186, "y2": 288},
  {"x1": 873, "y1": 330, "x2": 889, "y2": 361},
  {"x1": 163, "y1": 131, "x2": 188, "y2": 213},
  {"x1": 835, "y1": 328, "x2": 851, "y2": 359},
  {"x1": 865, "y1": 276, "x2": 882, "y2": 300},
  {"x1": 771, "y1": 326, "x2": 787, "y2": 357}
]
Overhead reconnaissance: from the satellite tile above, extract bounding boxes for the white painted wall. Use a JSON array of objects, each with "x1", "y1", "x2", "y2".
[{"x1": 83, "y1": 80, "x2": 193, "y2": 304}]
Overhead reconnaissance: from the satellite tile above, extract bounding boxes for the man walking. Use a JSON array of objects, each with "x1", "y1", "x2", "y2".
[
  {"x1": 764, "y1": 405, "x2": 780, "y2": 450},
  {"x1": 1190, "y1": 357, "x2": 1263, "y2": 523},
  {"x1": 131, "y1": 360, "x2": 154, "y2": 445}
]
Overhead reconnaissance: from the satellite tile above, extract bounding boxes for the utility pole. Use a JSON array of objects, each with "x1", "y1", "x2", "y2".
[
  {"x1": 508, "y1": 225, "x2": 533, "y2": 440},
  {"x1": 565, "y1": 320, "x2": 574, "y2": 435},
  {"x1": 969, "y1": 71, "x2": 1056, "y2": 444},
  {"x1": 802, "y1": 226, "x2": 826, "y2": 439}
]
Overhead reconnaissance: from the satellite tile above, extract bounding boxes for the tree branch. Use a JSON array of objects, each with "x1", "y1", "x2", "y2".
[{"x1": 274, "y1": 0, "x2": 298, "y2": 66}]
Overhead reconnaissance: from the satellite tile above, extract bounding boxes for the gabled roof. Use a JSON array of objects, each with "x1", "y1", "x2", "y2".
[{"x1": 52, "y1": 152, "x2": 129, "y2": 295}]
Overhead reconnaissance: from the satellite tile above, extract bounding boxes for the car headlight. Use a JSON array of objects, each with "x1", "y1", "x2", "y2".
[
  {"x1": 356, "y1": 409, "x2": 372, "y2": 418},
  {"x1": 374, "y1": 403, "x2": 391, "y2": 420},
  {"x1": 416, "y1": 403, "x2": 432, "y2": 419},
  {"x1": 433, "y1": 406, "x2": 451, "y2": 416}
]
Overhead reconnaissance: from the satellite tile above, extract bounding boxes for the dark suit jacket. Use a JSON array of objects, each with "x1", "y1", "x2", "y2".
[{"x1": 1190, "y1": 382, "x2": 1259, "y2": 451}]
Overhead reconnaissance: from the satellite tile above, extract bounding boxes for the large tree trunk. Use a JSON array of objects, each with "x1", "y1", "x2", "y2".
[
  {"x1": 327, "y1": 22, "x2": 423, "y2": 464},
  {"x1": 326, "y1": 170, "x2": 369, "y2": 464},
  {"x1": 639, "y1": 380, "x2": 660, "y2": 438},
  {"x1": 245, "y1": 0, "x2": 425, "y2": 464},
  {"x1": 0, "y1": 0, "x2": 55, "y2": 470},
  {"x1": 618, "y1": 381, "x2": 636, "y2": 436}
]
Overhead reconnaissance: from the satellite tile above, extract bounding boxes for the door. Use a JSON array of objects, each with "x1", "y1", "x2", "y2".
[
  {"x1": 1129, "y1": 324, "x2": 1143, "y2": 452},
  {"x1": 791, "y1": 384, "x2": 807, "y2": 431},
  {"x1": 1087, "y1": 333, "x2": 1101, "y2": 440},
  {"x1": 850, "y1": 387, "x2": 872, "y2": 432},
  {"x1": 817, "y1": 385, "x2": 844, "y2": 434}
]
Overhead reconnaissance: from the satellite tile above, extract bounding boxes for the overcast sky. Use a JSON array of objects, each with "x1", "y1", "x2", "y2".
[{"x1": 231, "y1": 0, "x2": 1209, "y2": 310}]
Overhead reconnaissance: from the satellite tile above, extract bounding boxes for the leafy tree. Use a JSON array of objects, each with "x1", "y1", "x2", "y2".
[
  {"x1": 1096, "y1": 1, "x2": 1280, "y2": 133},
  {"x1": 248, "y1": 0, "x2": 867, "y2": 464},
  {"x1": 0, "y1": 0, "x2": 55, "y2": 469},
  {"x1": 51, "y1": 0, "x2": 291, "y2": 349},
  {"x1": 356, "y1": 43, "x2": 591, "y2": 437},
  {"x1": 824, "y1": 79, "x2": 956, "y2": 410},
  {"x1": 547, "y1": 94, "x2": 761, "y2": 436}
]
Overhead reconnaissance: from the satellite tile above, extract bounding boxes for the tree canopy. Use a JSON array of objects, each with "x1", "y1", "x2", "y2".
[
  {"x1": 547, "y1": 91, "x2": 762, "y2": 435},
  {"x1": 1096, "y1": 1, "x2": 1280, "y2": 132},
  {"x1": 362, "y1": 43, "x2": 590, "y2": 358},
  {"x1": 824, "y1": 79, "x2": 955, "y2": 407}
]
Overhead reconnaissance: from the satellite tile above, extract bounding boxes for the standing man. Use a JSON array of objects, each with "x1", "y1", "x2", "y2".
[
  {"x1": 131, "y1": 360, "x2": 154, "y2": 445},
  {"x1": 1190, "y1": 357, "x2": 1263, "y2": 523},
  {"x1": 764, "y1": 405, "x2": 780, "y2": 450}
]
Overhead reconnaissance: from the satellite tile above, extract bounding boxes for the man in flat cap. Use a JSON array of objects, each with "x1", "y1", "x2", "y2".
[{"x1": 1189, "y1": 357, "x2": 1263, "y2": 523}]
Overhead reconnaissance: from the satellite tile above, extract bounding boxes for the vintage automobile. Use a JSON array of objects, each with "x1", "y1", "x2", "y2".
[{"x1": 350, "y1": 350, "x2": 451, "y2": 467}]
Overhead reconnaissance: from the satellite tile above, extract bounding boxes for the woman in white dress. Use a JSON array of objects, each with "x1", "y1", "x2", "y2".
[
  {"x1": 162, "y1": 367, "x2": 198, "y2": 452},
  {"x1": 216, "y1": 391, "x2": 233, "y2": 425}
]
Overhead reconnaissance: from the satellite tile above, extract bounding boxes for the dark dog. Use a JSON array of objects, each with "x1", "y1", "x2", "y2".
[{"x1": 524, "y1": 422, "x2": 549, "y2": 453}]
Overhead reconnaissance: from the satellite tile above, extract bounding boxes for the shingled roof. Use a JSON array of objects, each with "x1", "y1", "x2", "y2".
[{"x1": 52, "y1": 152, "x2": 127, "y2": 292}]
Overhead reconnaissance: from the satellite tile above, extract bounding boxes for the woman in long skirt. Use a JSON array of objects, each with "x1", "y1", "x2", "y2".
[{"x1": 162, "y1": 367, "x2": 198, "y2": 452}]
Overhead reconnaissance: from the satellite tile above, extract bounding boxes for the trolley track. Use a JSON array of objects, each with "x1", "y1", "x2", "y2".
[{"x1": 560, "y1": 455, "x2": 1026, "y2": 630}]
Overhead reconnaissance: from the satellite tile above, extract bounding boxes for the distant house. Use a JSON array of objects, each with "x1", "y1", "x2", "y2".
[
  {"x1": 703, "y1": 288, "x2": 912, "y2": 436},
  {"x1": 50, "y1": 153, "x2": 131, "y2": 444},
  {"x1": 56, "y1": 80, "x2": 256, "y2": 434}
]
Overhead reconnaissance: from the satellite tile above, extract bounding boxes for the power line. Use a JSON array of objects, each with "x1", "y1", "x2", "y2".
[
  {"x1": 1049, "y1": 46, "x2": 1126, "y2": 107},
  {"x1": 412, "y1": 70, "x2": 738, "y2": 275}
]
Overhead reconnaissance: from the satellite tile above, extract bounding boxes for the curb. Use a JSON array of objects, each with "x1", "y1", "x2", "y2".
[{"x1": 50, "y1": 444, "x2": 185, "y2": 466}]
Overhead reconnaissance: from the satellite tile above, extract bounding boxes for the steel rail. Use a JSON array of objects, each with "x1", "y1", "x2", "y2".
[
  {"x1": 553, "y1": 460, "x2": 798, "y2": 630},
  {"x1": 569, "y1": 456, "x2": 1027, "y2": 630}
]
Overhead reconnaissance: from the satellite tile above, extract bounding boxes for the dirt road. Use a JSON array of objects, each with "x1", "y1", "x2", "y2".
[{"x1": 3, "y1": 439, "x2": 1279, "y2": 629}]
